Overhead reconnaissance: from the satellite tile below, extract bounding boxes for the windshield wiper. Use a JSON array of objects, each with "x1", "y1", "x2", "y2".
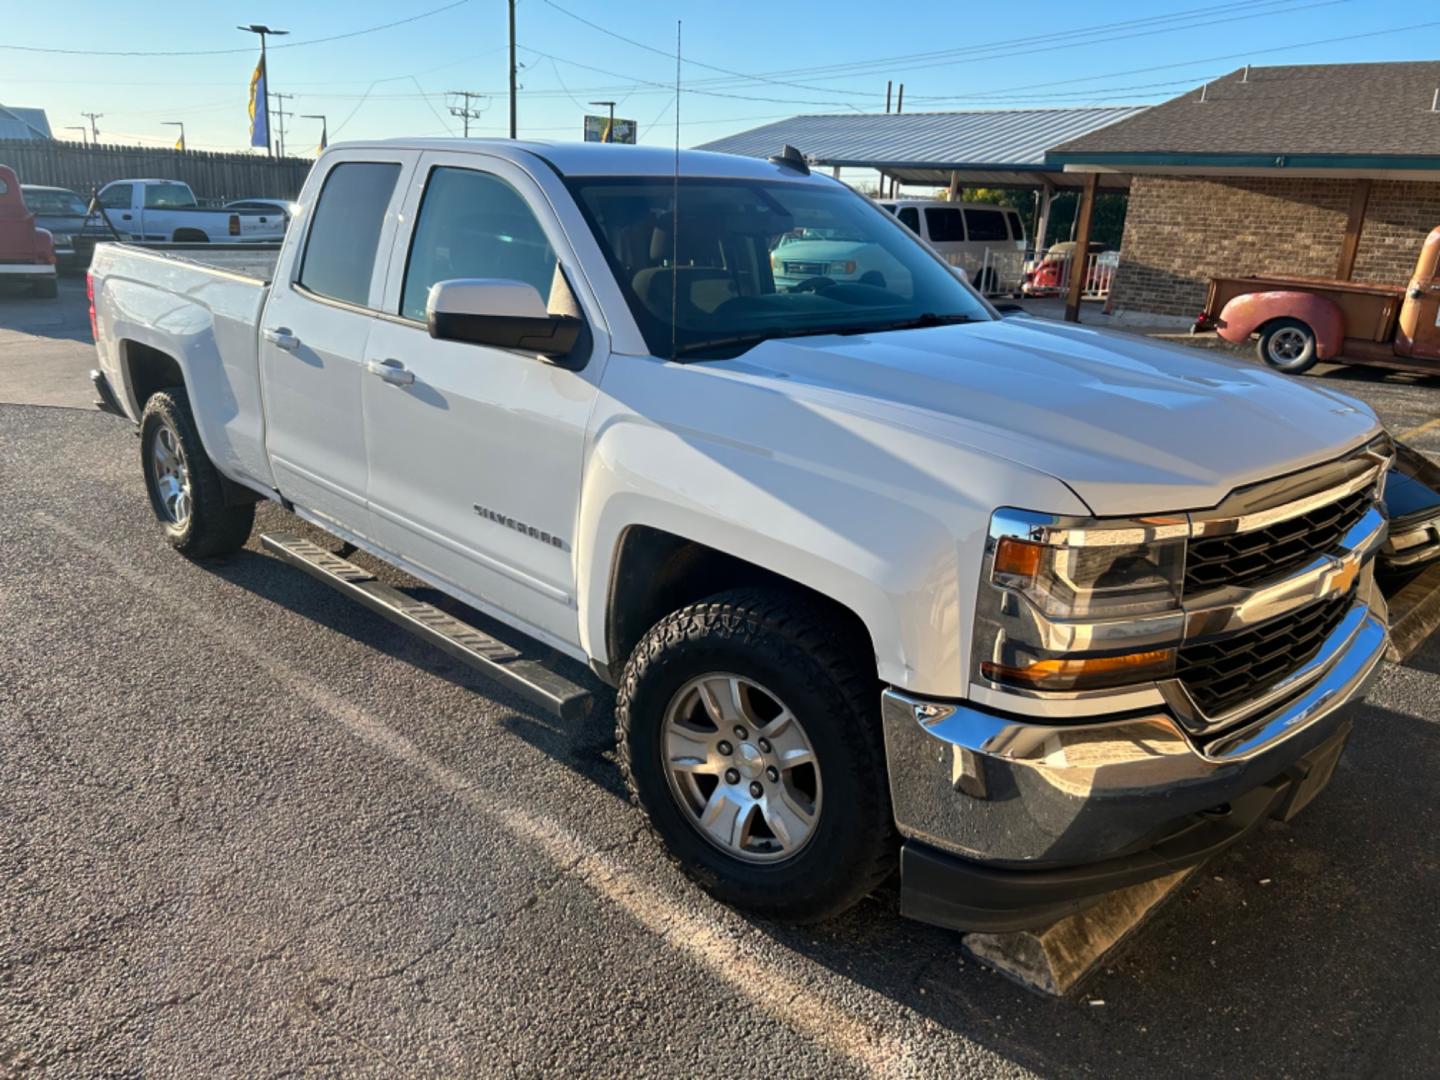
[{"x1": 835, "y1": 312, "x2": 978, "y2": 335}]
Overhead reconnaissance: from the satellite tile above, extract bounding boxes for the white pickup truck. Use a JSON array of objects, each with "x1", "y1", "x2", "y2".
[
  {"x1": 89, "y1": 139, "x2": 1392, "y2": 932},
  {"x1": 92, "y1": 179, "x2": 287, "y2": 244}
]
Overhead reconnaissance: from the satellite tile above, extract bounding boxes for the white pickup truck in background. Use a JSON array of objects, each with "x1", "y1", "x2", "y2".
[
  {"x1": 92, "y1": 179, "x2": 287, "y2": 244},
  {"x1": 88, "y1": 139, "x2": 1392, "y2": 933}
]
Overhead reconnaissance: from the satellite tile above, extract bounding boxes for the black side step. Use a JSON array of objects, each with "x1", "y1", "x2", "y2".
[{"x1": 260, "y1": 532, "x2": 592, "y2": 721}]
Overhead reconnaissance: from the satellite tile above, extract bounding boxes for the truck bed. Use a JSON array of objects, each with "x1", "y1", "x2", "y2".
[{"x1": 97, "y1": 241, "x2": 282, "y2": 282}]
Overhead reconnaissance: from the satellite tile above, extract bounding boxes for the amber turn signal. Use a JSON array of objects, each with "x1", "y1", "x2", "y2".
[
  {"x1": 993, "y1": 536, "x2": 1043, "y2": 581},
  {"x1": 982, "y1": 648, "x2": 1176, "y2": 691}
]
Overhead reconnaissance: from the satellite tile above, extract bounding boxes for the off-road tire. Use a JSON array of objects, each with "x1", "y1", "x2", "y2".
[
  {"x1": 139, "y1": 388, "x2": 254, "y2": 557},
  {"x1": 616, "y1": 588, "x2": 896, "y2": 922},
  {"x1": 1257, "y1": 317, "x2": 1319, "y2": 374}
]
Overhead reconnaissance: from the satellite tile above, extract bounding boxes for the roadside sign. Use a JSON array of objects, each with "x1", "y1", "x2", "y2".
[{"x1": 584, "y1": 114, "x2": 636, "y2": 144}]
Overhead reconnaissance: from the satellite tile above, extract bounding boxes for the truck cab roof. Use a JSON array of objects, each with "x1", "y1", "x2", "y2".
[{"x1": 324, "y1": 138, "x2": 834, "y2": 183}]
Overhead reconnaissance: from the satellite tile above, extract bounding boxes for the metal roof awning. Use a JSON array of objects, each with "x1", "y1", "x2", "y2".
[{"x1": 696, "y1": 108, "x2": 1146, "y2": 190}]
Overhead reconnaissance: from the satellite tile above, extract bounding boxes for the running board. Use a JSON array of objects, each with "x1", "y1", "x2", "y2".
[{"x1": 260, "y1": 532, "x2": 592, "y2": 721}]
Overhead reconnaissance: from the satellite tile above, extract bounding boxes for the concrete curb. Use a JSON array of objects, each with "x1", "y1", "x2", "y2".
[
  {"x1": 961, "y1": 869, "x2": 1194, "y2": 998},
  {"x1": 1384, "y1": 561, "x2": 1440, "y2": 663}
]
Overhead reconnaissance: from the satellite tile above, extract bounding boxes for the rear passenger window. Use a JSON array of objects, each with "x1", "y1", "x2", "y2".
[
  {"x1": 400, "y1": 166, "x2": 558, "y2": 322},
  {"x1": 298, "y1": 161, "x2": 401, "y2": 307},
  {"x1": 923, "y1": 207, "x2": 965, "y2": 243},
  {"x1": 1006, "y1": 210, "x2": 1025, "y2": 242},
  {"x1": 964, "y1": 208, "x2": 1009, "y2": 243},
  {"x1": 897, "y1": 206, "x2": 920, "y2": 234}
]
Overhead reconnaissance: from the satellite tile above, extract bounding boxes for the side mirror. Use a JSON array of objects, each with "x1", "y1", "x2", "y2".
[{"x1": 427, "y1": 278, "x2": 582, "y2": 359}]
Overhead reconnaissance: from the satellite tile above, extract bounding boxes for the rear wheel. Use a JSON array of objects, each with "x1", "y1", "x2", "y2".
[
  {"x1": 617, "y1": 588, "x2": 895, "y2": 922},
  {"x1": 1258, "y1": 317, "x2": 1318, "y2": 374},
  {"x1": 140, "y1": 389, "x2": 254, "y2": 557}
]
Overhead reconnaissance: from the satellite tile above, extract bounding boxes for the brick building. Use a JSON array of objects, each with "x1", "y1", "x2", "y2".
[{"x1": 1048, "y1": 61, "x2": 1440, "y2": 319}]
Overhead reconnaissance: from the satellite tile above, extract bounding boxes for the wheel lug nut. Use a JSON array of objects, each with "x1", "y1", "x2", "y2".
[
  {"x1": 717, "y1": 740, "x2": 733, "y2": 756},
  {"x1": 766, "y1": 766, "x2": 779, "y2": 782},
  {"x1": 757, "y1": 737, "x2": 772, "y2": 753},
  {"x1": 749, "y1": 781, "x2": 763, "y2": 798},
  {"x1": 724, "y1": 768, "x2": 740, "y2": 785},
  {"x1": 733, "y1": 725, "x2": 749, "y2": 740}
]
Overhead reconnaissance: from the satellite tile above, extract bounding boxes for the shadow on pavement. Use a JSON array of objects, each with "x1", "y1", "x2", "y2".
[{"x1": 207, "y1": 509, "x2": 1440, "y2": 1075}]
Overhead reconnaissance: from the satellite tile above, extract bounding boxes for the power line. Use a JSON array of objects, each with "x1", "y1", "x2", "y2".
[
  {"x1": 534, "y1": 0, "x2": 1317, "y2": 96},
  {"x1": 0, "y1": 0, "x2": 472, "y2": 56},
  {"x1": 911, "y1": 15, "x2": 1440, "y2": 104}
]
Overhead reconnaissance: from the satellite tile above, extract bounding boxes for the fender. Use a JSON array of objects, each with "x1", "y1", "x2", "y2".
[
  {"x1": 1216, "y1": 290, "x2": 1345, "y2": 359},
  {"x1": 95, "y1": 258, "x2": 274, "y2": 491},
  {"x1": 573, "y1": 353, "x2": 1087, "y2": 698}
]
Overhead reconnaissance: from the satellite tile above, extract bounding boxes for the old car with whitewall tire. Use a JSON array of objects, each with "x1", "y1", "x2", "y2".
[{"x1": 88, "y1": 138, "x2": 1393, "y2": 932}]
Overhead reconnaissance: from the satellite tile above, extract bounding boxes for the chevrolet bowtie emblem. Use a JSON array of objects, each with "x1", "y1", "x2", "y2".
[{"x1": 1327, "y1": 555, "x2": 1360, "y2": 597}]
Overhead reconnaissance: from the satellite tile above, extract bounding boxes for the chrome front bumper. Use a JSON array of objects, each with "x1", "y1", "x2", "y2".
[{"x1": 882, "y1": 601, "x2": 1388, "y2": 868}]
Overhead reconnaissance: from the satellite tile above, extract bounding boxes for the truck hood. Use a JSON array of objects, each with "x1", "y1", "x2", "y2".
[{"x1": 722, "y1": 315, "x2": 1381, "y2": 516}]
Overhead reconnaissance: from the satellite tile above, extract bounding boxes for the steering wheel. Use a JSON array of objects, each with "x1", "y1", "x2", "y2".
[{"x1": 788, "y1": 276, "x2": 836, "y2": 294}]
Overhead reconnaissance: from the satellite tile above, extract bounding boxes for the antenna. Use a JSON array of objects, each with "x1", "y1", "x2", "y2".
[{"x1": 671, "y1": 19, "x2": 681, "y2": 362}]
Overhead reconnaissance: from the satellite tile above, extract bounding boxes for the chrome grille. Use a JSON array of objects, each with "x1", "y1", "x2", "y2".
[
  {"x1": 1184, "y1": 489, "x2": 1372, "y2": 596},
  {"x1": 1176, "y1": 593, "x2": 1353, "y2": 717}
]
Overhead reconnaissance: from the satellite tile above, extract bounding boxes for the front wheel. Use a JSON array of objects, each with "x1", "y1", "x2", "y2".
[
  {"x1": 616, "y1": 588, "x2": 895, "y2": 922},
  {"x1": 140, "y1": 389, "x2": 254, "y2": 557},
  {"x1": 1258, "y1": 317, "x2": 1319, "y2": 374}
]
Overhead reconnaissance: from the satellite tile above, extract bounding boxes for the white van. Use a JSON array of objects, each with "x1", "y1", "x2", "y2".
[{"x1": 878, "y1": 199, "x2": 1026, "y2": 295}]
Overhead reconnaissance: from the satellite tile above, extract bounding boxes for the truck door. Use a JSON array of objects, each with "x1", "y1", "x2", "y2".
[
  {"x1": 97, "y1": 183, "x2": 137, "y2": 240},
  {"x1": 360, "y1": 152, "x2": 603, "y2": 649},
  {"x1": 259, "y1": 151, "x2": 415, "y2": 536}
]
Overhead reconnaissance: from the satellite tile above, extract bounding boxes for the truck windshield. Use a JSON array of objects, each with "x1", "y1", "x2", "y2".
[
  {"x1": 567, "y1": 176, "x2": 992, "y2": 358},
  {"x1": 143, "y1": 183, "x2": 197, "y2": 210}
]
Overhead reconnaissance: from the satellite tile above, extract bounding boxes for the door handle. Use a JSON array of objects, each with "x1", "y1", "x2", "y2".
[
  {"x1": 365, "y1": 358, "x2": 415, "y2": 386},
  {"x1": 263, "y1": 326, "x2": 300, "y2": 352}
]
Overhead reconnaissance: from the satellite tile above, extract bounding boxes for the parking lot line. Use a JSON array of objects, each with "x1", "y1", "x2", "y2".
[
  {"x1": 1397, "y1": 415, "x2": 1440, "y2": 441},
  {"x1": 35, "y1": 510, "x2": 925, "y2": 1079}
]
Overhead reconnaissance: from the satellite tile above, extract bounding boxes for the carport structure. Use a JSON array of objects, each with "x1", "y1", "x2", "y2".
[{"x1": 698, "y1": 107, "x2": 1145, "y2": 318}]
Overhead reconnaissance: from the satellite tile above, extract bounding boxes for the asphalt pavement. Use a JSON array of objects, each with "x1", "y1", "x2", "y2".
[{"x1": 2, "y1": 284, "x2": 1439, "y2": 1077}]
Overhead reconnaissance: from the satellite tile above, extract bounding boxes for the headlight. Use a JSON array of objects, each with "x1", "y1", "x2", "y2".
[{"x1": 973, "y1": 509, "x2": 1187, "y2": 694}]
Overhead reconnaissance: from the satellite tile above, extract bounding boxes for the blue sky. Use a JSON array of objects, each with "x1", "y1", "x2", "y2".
[{"x1": 1, "y1": 0, "x2": 1432, "y2": 155}]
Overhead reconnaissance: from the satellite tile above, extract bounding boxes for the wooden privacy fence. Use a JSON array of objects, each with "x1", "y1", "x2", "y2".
[{"x1": 0, "y1": 140, "x2": 313, "y2": 203}]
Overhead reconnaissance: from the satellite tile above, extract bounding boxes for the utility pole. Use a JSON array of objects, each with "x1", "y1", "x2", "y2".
[
  {"x1": 163, "y1": 121, "x2": 186, "y2": 151},
  {"x1": 81, "y1": 112, "x2": 103, "y2": 144},
  {"x1": 301, "y1": 113, "x2": 328, "y2": 154},
  {"x1": 269, "y1": 92, "x2": 295, "y2": 157},
  {"x1": 238, "y1": 24, "x2": 289, "y2": 158},
  {"x1": 448, "y1": 91, "x2": 486, "y2": 138},
  {"x1": 508, "y1": 0, "x2": 517, "y2": 137},
  {"x1": 589, "y1": 99, "x2": 615, "y2": 142},
  {"x1": 65, "y1": 125, "x2": 88, "y2": 147}
]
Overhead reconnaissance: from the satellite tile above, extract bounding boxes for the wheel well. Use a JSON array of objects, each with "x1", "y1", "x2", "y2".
[
  {"x1": 172, "y1": 228, "x2": 208, "y2": 242},
  {"x1": 604, "y1": 526, "x2": 876, "y2": 681},
  {"x1": 122, "y1": 341, "x2": 185, "y2": 411}
]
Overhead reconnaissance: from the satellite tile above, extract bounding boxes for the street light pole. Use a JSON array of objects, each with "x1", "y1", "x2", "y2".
[
  {"x1": 65, "y1": 125, "x2": 88, "y2": 147},
  {"x1": 238, "y1": 24, "x2": 289, "y2": 157},
  {"x1": 163, "y1": 121, "x2": 185, "y2": 151},
  {"x1": 589, "y1": 99, "x2": 615, "y2": 142}
]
